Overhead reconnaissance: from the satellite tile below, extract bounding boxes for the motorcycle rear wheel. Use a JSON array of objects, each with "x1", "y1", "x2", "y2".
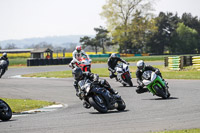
[
  {"x1": 124, "y1": 74, "x2": 133, "y2": 86},
  {"x1": 89, "y1": 95, "x2": 108, "y2": 113},
  {"x1": 0, "y1": 99, "x2": 12, "y2": 121}
]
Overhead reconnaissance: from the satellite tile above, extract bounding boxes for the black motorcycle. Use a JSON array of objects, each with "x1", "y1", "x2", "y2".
[
  {"x1": 78, "y1": 79, "x2": 126, "y2": 113},
  {"x1": 0, "y1": 60, "x2": 9, "y2": 78},
  {"x1": 0, "y1": 99, "x2": 12, "y2": 121}
]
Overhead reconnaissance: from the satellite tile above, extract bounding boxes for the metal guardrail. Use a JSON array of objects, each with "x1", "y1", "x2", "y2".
[{"x1": 192, "y1": 56, "x2": 200, "y2": 71}]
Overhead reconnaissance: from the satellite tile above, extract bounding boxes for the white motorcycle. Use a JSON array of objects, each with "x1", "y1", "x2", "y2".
[{"x1": 115, "y1": 63, "x2": 133, "y2": 86}]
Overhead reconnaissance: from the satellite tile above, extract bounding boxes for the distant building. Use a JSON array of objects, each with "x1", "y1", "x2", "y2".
[
  {"x1": 31, "y1": 48, "x2": 53, "y2": 59},
  {"x1": 0, "y1": 49, "x2": 33, "y2": 53}
]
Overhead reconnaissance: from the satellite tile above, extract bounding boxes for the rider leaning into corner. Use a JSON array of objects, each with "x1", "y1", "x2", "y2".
[
  {"x1": 72, "y1": 67, "x2": 118, "y2": 108},
  {"x1": 108, "y1": 53, "x2": 129, "y2": 80},
  {"x1": 0, "y1": 53, "x2": 9, "y2": 78},
  {"x1": 69, "y1": 46, "x2": 90, "y2": 68},
  {"x1": 135, "y1": 60, "x2": 167, "y2": 94}
]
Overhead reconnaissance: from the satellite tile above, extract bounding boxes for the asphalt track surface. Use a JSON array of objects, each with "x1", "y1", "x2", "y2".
[{"x1": 0, "y1": 62, "x2": 200, "y2": 133}]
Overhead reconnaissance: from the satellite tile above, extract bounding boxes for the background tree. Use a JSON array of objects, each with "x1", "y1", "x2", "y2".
[
  {"x1": 80, "y1": 26, "x2": 113, "y2": 54},
  {"x1": 171, "y1": 23, "x2": 199, "y2": 54},
  {"x1": 4, "y1": 43, "x2": 18, "y2": 49},
  {"x1": 181, "y1": 13, "x2": 200, "y2": 53},
  {"x1": 147, "y1": 12, "x2": 179, "y2": 54},
  {"x1": 101, "y1": 0, "x2": 155, "y2": 53},
  {"x1": 94, "y1": 26, "x2": 114, "y2": 54},
  {"x1": 80, "y1": 36, "x2": 99, "y2": 54},
  {"x1": 129, "y1": 10, "x2": 157, "y2": 53}
]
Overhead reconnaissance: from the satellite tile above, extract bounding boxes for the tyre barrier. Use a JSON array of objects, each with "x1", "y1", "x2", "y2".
[
  {"x1": 192, "y1": 56, "x2": 200, "y2": 71},
  {"x1": 168, "y1": 56, "x2": 181, "y2": 70},
  {"x1": 27, "y1": 58, "x2": 72, "y2": 66}
]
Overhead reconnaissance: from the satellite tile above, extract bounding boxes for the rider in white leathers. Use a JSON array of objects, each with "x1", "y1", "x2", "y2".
[{"x1": 69, "y1": 46, "x2": 89, "y2": 68}]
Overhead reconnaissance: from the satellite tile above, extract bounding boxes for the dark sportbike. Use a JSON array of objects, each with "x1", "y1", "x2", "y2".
[
  {"x1": 78, "y1": 79, "x2": 126, "y2": 113},
  {"x1": 0, "y1": 60, "x2": 9, "y2": 78},
  {"x1": 142, "y1": 70, "x2": 170, "y2": 99},
  {"x1": 0, "y1": 99, "x2": 12, "y2": 121}
]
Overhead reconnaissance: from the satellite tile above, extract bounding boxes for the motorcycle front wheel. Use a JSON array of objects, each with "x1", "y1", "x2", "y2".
[
  {"x1": 116, "y1": 98, "x2": 126, "y2": 111},
  {"x1": 0, "y1": 99, "x2": 12, "y2": 121},
  {"x1": 154, "y1": 85, "x2": 169, "y2": 99},
  {"x1": 89, "y1": 95, "x2": 108, "y2": 113}
]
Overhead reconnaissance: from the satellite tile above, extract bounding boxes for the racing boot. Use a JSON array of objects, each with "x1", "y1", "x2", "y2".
[
  {"x1": 83, "y1": 101, "x2": 91, "y2": 109},
  {"x1": 136, "y1": 86, "x2": 149, "y2": 94}
]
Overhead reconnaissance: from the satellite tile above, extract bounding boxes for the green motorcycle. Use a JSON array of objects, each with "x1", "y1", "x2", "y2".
[{"x1": 142, "y1": 70, "x2": 170, "y2": 99}]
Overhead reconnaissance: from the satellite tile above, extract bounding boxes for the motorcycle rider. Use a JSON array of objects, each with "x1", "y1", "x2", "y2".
[
  {"x1": 72, "y1": 67, "x2": 118, "y2": 108},
  {"x1": 136, "y1": 60, "x2": 166, "y2": 94},
  {"x1": 0, "y1": 53, "x2": 9, "y2": 78},
  {"x1": 108, "y1": 53, "x2": 129, "y2": 79}
]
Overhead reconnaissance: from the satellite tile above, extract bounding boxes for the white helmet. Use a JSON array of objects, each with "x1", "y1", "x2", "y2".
[
  {"x1": 110, "y1": 53, "x2": 117, "y2": 58},
  {"x1": 137, "y1": 60, "x2": 145, "y2": 72},
  {"x1": 3, "y1": 52, "x2": 7, "y2": 57}
]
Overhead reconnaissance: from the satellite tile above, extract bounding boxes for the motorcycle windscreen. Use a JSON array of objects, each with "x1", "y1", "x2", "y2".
[{"x1": 143, "y1": 80, "x2": 152, "y2": 86}]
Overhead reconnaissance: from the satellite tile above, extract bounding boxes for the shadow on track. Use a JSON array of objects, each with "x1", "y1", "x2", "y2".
[
  {"x1": 89, "y1": 109, "x2": 129, "y2": 115},
  {"x1": 142, "y1": 97, "x2": 179, "y2": 101}
]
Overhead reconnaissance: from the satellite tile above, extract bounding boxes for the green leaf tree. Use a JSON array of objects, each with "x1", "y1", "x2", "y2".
[
  {"x1": 101, "y1": 0, "x2": 154, "y2": 53},
  {"x1": 171, "y1": 23, "x2": 199, "y2": 54},
  {"x1": 80, "y1": 36, "x2": 99, "y2": 54},
  {"x1": 94, "y1": 26, "x2": 114, "y2": 54},
  {"x1": 147, "y1": 12, "x2": 179, "y2": 54}
]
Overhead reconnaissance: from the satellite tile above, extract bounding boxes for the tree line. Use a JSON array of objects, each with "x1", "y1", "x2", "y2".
[{"x1": 80, "y1": 0, "x2": 200, "y2": 55}]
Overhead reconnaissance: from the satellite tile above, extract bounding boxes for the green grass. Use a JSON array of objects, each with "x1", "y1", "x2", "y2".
[
  {"x1": 7, "y1": 55, "x2": 165, "y2": 66},
  {"x1": 153, "y1": 128, "x2": 200, "y2": 133},
  {"x1": 22, "y1": 65, "x2": 200, "y2": 80},
  {"x1": 91, "y1": 56, "x2": 165, "y2": 63},
  {"x1": 1, "y1": 98, "x2": 55, "y2": 113},
  {"x1": 9, "y1": 58, "x2": 27, "y2": 67}
]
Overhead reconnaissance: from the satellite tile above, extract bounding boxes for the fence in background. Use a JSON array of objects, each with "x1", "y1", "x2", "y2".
[
  {"x1": 27, "y1": 58, "x2": 72, "y2": 66},
  {"x1": 192, "y1": 56, "x2": 200, "y2": 71}
]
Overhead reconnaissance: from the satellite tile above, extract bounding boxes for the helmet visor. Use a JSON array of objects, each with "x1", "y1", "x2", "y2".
[{"x1": 138, "y1": 66, "x2": 144, "y2": 70}]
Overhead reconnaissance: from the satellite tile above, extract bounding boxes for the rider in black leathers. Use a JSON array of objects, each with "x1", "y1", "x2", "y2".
[
  {"x1": 72, "y1": 67, "x2": 118, "y2": 108},
  {"x1": 0, "y1": 53, "x2": 9, "y2": 78},
  {"x1": 136, "y1": 60, "x2": 164, "y2": 94},
  {"x1": 108, "y1": 53, "x2": 128, "y2": 79}
]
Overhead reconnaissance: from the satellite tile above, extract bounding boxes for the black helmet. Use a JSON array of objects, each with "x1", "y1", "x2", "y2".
[{"x1": 72, "y1": 67, "x2": 83, "y2": 80}]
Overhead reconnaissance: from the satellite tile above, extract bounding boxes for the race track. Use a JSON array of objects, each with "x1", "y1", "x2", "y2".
[{"x1": 0, "y1": 63, "x2": 200, "y2": 133}]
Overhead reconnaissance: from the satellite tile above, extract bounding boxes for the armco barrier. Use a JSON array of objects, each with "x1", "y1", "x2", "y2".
[
  {"x1": 168, "y1": 56, "x2": 182, "y2": 70},
  {"x1": 27, "y1": 58, "x2": 72, "y2": 66},
  {"x1": 120, "y1": 54, "x2": 134, "y2": 57},
  {"x1": 89, "y1": 54, "x2": 111, "y2": 58},
  {"x1": 192, "y1": 56, "x2": 200, "y2": 71}
]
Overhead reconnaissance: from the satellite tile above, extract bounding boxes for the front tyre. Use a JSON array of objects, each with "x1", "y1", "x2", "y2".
[
  {"x1": 154, "y1": 85, "x2": 168, "y2": 99},
  {"x1": 0, "y1": 100, "x2": 12, "y2": 121},
  {"x1": 116, "y1": 98, "x2": 126, "y2": 111},
  {"x1": 89, "y1": 96, "x2": 108, "y2": 113}
]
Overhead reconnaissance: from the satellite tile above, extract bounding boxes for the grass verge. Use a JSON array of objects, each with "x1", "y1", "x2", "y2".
[
  {"x1": 8, "y1": 55, "x2": 165, "y2": 66},
  {"x1": 22, "y1": 65, "x2": 200, "y2": 80},
  {"x1": 0, "y1": 98, "x2": 55, "y2": 113},
  {"x1": 153, "y1": 128, "x2": 200, "y2": 133}
]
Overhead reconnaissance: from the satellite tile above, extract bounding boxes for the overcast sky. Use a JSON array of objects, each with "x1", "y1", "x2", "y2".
[{"x1": 0, "y1": 0, "x2": 200, "y2": 41}]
